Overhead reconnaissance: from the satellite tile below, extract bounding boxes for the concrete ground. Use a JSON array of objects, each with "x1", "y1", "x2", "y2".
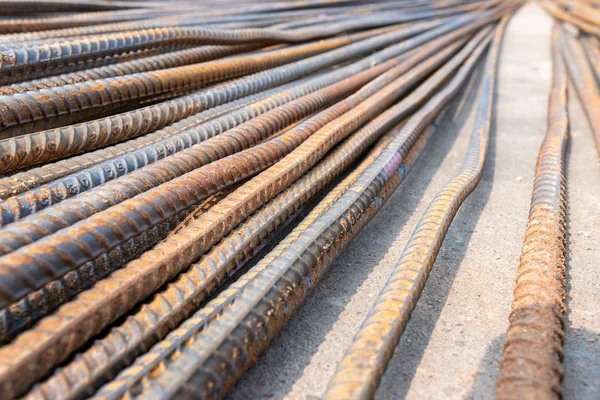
[{"x1": 230, "y1": 3, "x2": 600, "y2": 399}]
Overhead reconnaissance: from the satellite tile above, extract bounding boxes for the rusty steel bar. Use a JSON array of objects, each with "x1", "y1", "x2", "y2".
[
  {"x1": 496, "y1": 25, "x2": 569, "y2": 400},
  {"x1": 582, "y1": 35, "x2": 600, "y2": 79},
  {"x1": 0, "y1": 9, "x2": 185, "y2": 34},
  {"x1": 324, "y1": 16, "x2": 507, "y2": 400},
  {"x1": 558, "y1": 28, "x2": 600, "y2": 156},
  {"x1": 0, "y1": 28, "x2": 477, "y2": 397},
  {"x1": 95, "y1": 28, "x2": 495, "y2": 400},
  {"x1": 0, "y1": 0, "x2": 141, "y2": 13},
  {"x1": 0, "y1": 44, "x2": 263, "y2": 95},
  {"x1": 542, "y1": 0, "x2": 600, "y2": 37}
]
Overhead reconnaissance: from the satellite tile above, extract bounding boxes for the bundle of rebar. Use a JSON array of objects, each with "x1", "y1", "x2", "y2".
[{"x1": 0, "y1": 1, "x2": 522, "y2": 399}]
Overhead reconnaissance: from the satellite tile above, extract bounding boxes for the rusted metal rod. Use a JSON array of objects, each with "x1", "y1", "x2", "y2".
[
  {"x1": 324, "y1": 16, "x2": 508, "y2": 399},
  {"x1": 496, "y1": 25, "x2": 569, "y2": 400},
  {"x1": 94, "y1": 28, "x2": 495, "y2": 400}
]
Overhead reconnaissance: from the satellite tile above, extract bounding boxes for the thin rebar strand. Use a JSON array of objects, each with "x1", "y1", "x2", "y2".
[
  {"x1": 558, "y1": 28, "x2": 600, "y2": 156},
  {"x1": 0, "y1": 28, "x2": 476, "y2": 397},
  {"x1": 323, "y1": 16, "x2": 507, "y2": 400},
  {"x1": 582, "y1": 35, "x2": 600, "y2": 84},
  {"x1": 0, "y1": 8, "x2": 186, "y2": 34},
  {"x1": 541, "y1": 0, "x2": 600, "y2": 37},
  {"x1": 496, "y1": 25, "x2": 569, "y2": 400},
  {"x1": 0, "y1": 0, "x2": 144, "y2": 14},
  {"x1": 97, "y1": 28, "x2": 494, "y2": 400}
]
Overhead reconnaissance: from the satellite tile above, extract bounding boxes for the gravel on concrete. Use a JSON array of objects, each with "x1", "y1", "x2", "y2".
[{"x1": 229, "y1": 3, "x2": 599, "y2": 399}]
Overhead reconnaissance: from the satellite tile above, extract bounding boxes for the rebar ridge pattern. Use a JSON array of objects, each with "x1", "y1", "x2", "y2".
[{"x1": 496, "y1": 25, "x2": 569, "y2": 400}]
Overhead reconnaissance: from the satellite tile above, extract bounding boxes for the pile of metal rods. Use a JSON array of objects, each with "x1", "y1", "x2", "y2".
[{"x1": 0, "y1": 1, "x2": 522, "y2": 399}]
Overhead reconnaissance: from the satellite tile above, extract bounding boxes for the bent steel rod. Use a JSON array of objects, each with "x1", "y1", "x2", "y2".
[
  {"x1": 96, "y1": 27, "x2": 495, "y2": 400},
  {"x1": 323, "y1": 15, "x2": 507, "y2": 400},
  {"x1": 496, "y1": 25, "x2": 569, "y2": 400}
]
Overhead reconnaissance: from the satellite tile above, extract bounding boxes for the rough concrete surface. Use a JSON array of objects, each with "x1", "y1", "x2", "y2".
[{"x1": 229, "y1": 3, "x2": 600, "y2": 399}]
